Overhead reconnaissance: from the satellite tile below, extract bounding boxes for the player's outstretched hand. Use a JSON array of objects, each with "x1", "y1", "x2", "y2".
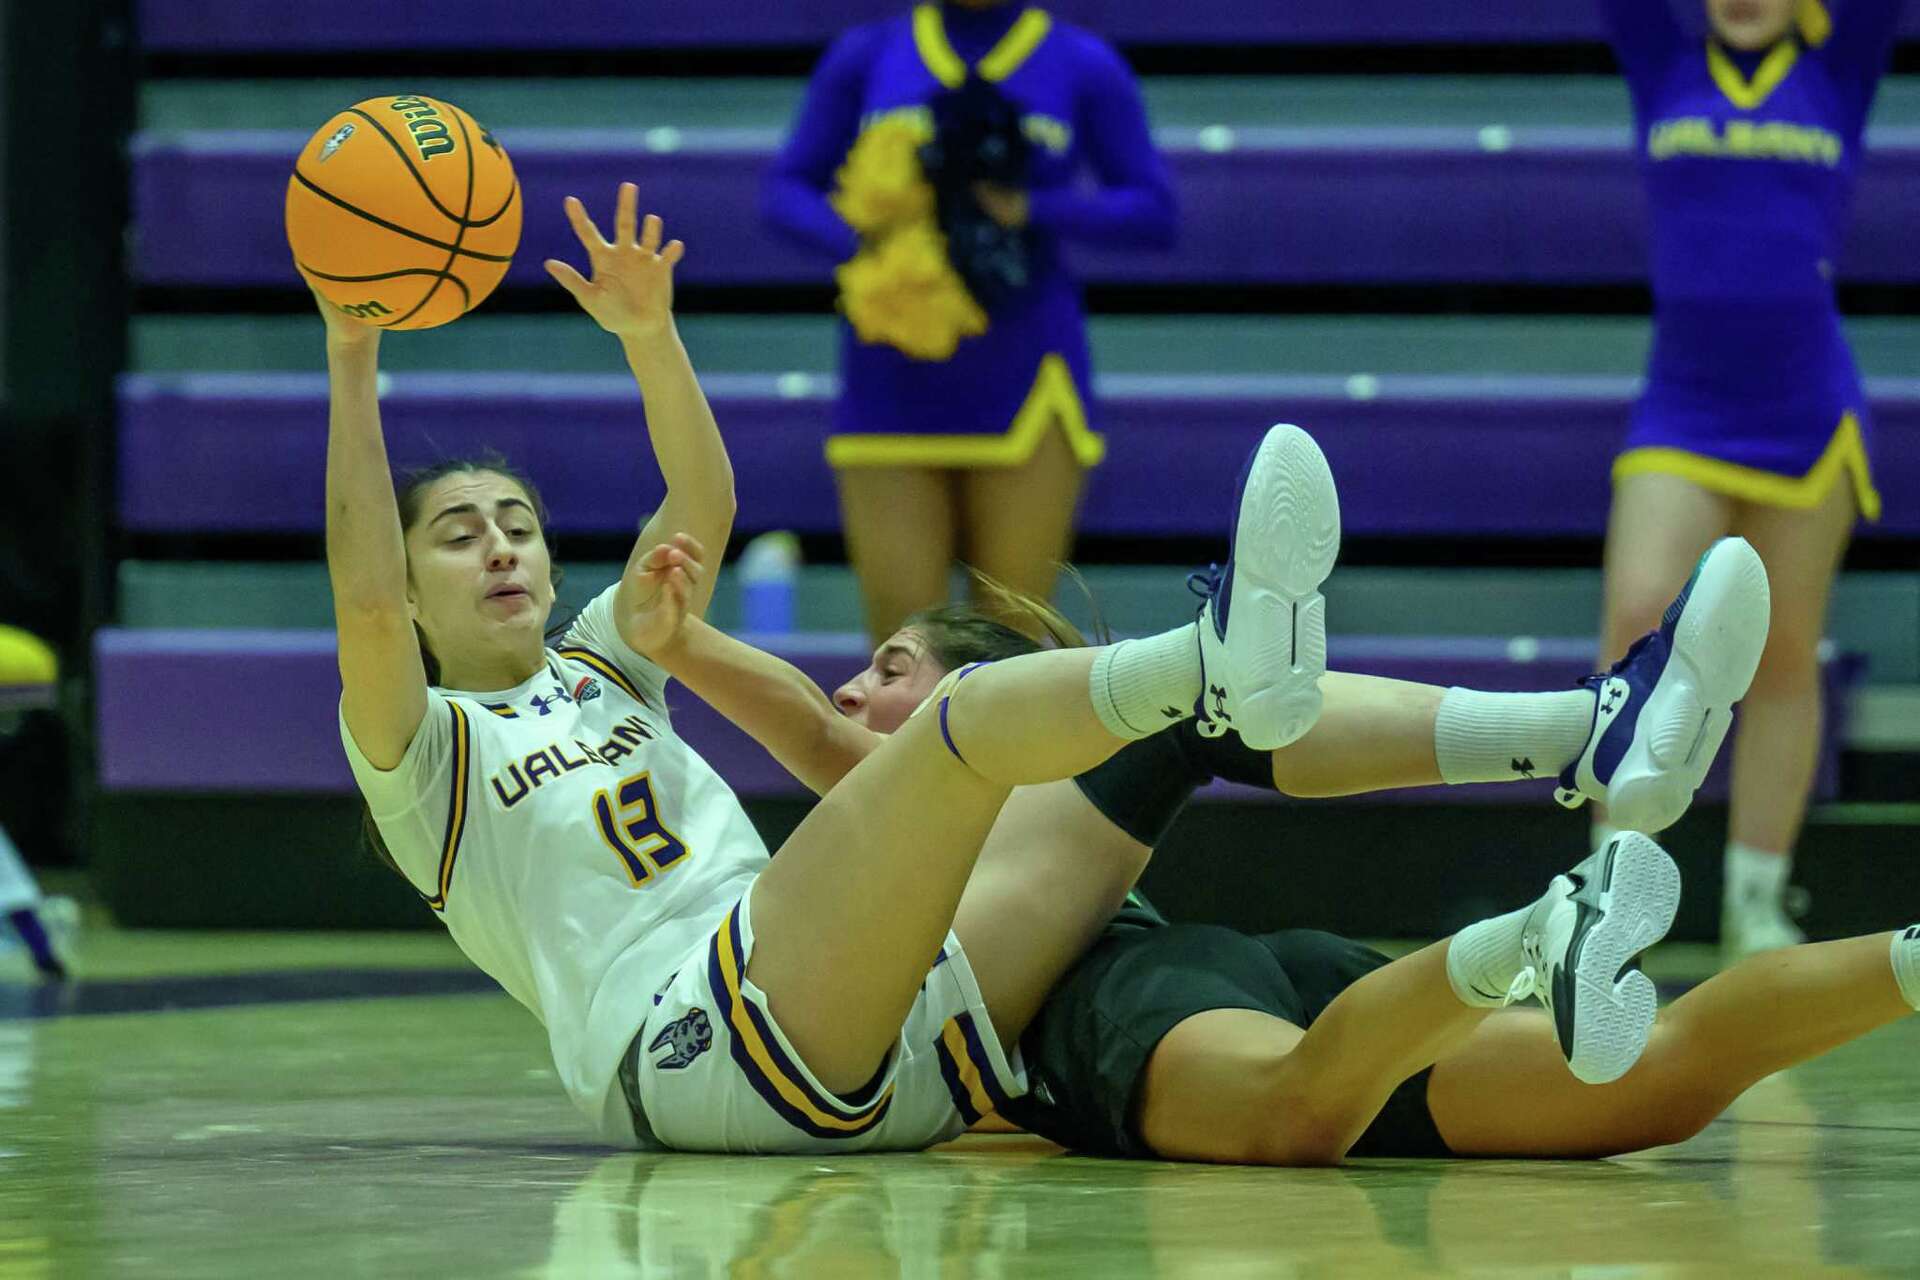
[
  {"x1": 305, "y1": 278, "x2": 381, "y2": 353},
  {"x1": 619, "y1": 531, "x2": 705, "y2": 658},
  {"x1": 545, "y1": 182, "x2": 684, "y2": 341}
]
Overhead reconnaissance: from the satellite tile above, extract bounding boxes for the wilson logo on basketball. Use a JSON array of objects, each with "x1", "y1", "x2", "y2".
[{"x1": 389, "y1": 96, "x2": 457, "y2": 162}]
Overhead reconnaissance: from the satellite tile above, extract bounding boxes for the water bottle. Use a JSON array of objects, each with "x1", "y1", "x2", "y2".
[{"x1": 738, "y1": 531, "x2": 801, "y2": 634}]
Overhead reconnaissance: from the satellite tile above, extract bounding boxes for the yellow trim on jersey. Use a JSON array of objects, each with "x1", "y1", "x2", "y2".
[
  {"x1": 1613, "y1": 411, "x2": 1881, "y2": 521},
  {"x1": 1707, "y1": 38, "x2": 1800, "y2": 111},
  {"x1": 555, "y1": 645, "x2": 646, "y2": 706},
  {"x1": 913, "y1": 3, "x2": 1053, "y2": 89},
  {"x1": 713, "y1": 912, "x2": 897, "y2": 1133},
  {"x1": 978, "y1": 9, "x2": 1053, "y2": 83},
  {"x1": 1797, "y1": 0, "x2": 1832, "y2": 47},
  {"x1": 939, "y1": 1017, "x2": 997, "y2": 1121},
  {"x1": 824, "y1": 352, "x2": 1103, "y2": 469},
  {"x1": 424, "y1": 701, "x2": 474, "y2": 912}
]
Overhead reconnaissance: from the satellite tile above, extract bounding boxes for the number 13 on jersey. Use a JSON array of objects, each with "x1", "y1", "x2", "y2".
[{"x1": 591, "y1": 773, "x2": 689, "y2": 887}]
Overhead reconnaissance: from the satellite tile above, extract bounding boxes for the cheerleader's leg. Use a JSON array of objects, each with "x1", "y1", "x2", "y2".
[
  {"x1": 958, "y1": 418, "x2": 1084, "y2": 612},
  {"x1": 836, "y1": 463, "x2": 959, "y2": 644},
  {"x1": 1718, "y1": 478, "x2": 1856, "y2": 952}
]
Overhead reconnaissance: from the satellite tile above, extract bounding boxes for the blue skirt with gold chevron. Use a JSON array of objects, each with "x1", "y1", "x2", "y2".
[
  {"x1": 1615, "y1": 300, "x2": 1881, "y2": 519},
  {"x1": 827, "y1": 274, "x2": 1100, "y2": 470}
]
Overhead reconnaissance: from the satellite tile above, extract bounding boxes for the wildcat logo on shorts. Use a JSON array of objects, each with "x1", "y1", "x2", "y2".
[
  {"x1": 650, "y1": 1008, "x2": 713, "y2": 1070},
  {"x1": 317, "y1": 123, "x2": 355, "y2": 162},
  {"x1": 572, "y1": 677, "x2": 602, "y2": 704}
]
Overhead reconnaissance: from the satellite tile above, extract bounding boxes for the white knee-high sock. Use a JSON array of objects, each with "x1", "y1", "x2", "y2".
[
  {"x1": 1089, "y1": 626, "x2": 1202, "y2": 739},
  {"x1": 1433, "y1": 687, "x2": 1597, "y2": 785}
]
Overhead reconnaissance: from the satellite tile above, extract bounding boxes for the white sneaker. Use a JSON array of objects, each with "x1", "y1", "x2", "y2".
[
  {"x1": 1556, "y1": 537, "x2": 1772, "y2": 833},
  {"x1": 1721, "y1": 897, "x2": 1807, "y2": 963},
  {"x1": 1190, "y1": 424, "x2": 1341, "y2": 751},
  {"x1": 1521, "y1": 832, "x2": 1681, "y2": 1085}
]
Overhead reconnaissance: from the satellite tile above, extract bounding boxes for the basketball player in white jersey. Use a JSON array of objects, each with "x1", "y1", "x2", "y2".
[{"x1": 323, "y1": 185, "x2": 1680, "y2": 1153}]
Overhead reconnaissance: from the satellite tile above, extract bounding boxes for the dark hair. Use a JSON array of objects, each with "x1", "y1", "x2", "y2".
[
  {"x1": 392, "y1": 452, "x2": 565, "y2": 684},
  {"x1": 362, "y1": 452, "x2": 566, "y2": 885},
  {"x1": 903, "y1": 567, "x2": 1107, "y2": 669}
]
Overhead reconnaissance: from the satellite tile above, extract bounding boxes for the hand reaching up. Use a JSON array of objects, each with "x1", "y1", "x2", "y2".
[{"x1": 545, "y1": 182, "x2": 685, "y2": 341}]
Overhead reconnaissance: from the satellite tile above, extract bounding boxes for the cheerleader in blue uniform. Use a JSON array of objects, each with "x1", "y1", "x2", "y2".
[
  {"x1": 1592, "y1": 0, "x2": 1905, "y2": 958},
  {"x1": 764, "y1": 1, "x2": 1176, "y2": 642}
]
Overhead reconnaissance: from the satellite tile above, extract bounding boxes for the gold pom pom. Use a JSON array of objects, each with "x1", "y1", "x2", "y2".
[
  {"x1": 0, "y1": 626, "x2": 56, "y2": 686},
  {"x1": 837, "y1": 222, "x2": 988, "y2": 361},
  {"x1": 831, "y1": 118, "x2": 935, "y2": 237}
]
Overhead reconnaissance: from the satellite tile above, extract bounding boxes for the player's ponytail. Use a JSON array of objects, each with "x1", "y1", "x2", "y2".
[{"x1": 904, "y1": 566, "x2": 1109, "y2": 669}]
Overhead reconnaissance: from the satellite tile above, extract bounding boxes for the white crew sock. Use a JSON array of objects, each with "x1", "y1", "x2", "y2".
[
  {"x1": 1088, "y1": 626, "x2": 1202, "y2": 740},
  {"x1": 1433, "y1": 688, "x2": 1596, "y2": 785},
  {"x1": 1591, "y1": 821, "x2": 1622, "y2": 853},
  {"x1": 1446, "y1": 900, "x2": 1535, "y2": 1009},
  {"x1": 1890, "y1": 927, "x2": 1920, "y2": 1012},
  {"x1": 1724, "y1": 840, "x2": 1792, "y2": 911}
]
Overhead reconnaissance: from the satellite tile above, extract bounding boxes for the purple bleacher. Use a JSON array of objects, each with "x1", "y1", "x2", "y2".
[
  {"x1": 136, "y1": 0, "x2": 1920, "y2": 51},
  {"x1": 131, "y1": 126, "x2": 1920, "y2": 288},
  {"x1": 93, "y1": 628, "x2": 1859, "y2": 803},
  {"x1": 117, "y1": 372, "x2": 1920, "y2": 539}
]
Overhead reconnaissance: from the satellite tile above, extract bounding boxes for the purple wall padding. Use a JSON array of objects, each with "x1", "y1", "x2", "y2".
[
  {"x1": 131, "y1": 126, "x2": 1920, "y2": 287},
  {"x1": 136, "y1": 0, "x2": 1920, "y2": 51},
  {"x1": 93, "y1": 629, "x2": 1860, "y2": 803},
  {"x1": 116, "y1": 372, "x2": 1920, "y2": 539}
]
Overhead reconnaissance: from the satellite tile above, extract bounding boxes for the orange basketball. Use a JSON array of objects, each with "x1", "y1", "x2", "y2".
[{"x1": 286, "y1": 95, "x2": 521, "y2": 331}]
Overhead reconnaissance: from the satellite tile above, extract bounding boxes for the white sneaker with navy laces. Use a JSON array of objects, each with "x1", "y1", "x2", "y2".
[
  {"x1": 1521, "y1": 832, "x2": 1681, "y2": 1085},
  {"x1": 1190, "y1": 424, "x2": 1341, "y2": 751},
  {"x1": 1557, "y1": 537, "x2": 1772, "y2": 834}
]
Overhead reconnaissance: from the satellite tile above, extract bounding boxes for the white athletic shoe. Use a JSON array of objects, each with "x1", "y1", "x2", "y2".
[
  {"x1": 1189, "y1": 424, "x2": 1341, "y2": 751},
  {"x1": 1520, "y1": 832, "x2": 1682, "y2": 1085},
  {"x1": 1557, "y1": 538, "x2": 1772, "y2": 834}
]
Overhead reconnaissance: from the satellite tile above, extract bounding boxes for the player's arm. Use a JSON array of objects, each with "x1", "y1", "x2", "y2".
[
  {"x1": 316, "y1": 290, "x2": 429, "y2": 771},
  {"x1": 653, "y1": 617, "x2": 884, "y2": 796},
  {"x1": 545, "y1": 184, "x2": 737, "y2": 635}
]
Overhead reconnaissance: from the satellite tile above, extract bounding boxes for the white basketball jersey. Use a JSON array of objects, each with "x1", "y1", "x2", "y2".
[{"x1": 341, "y1": 587, "x2": 769, "y2": 1141}]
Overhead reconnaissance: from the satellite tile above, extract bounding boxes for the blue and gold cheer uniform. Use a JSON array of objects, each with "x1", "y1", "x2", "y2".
[
  {"x1": 763, "y1": 2, "x2": 1177, "y2": 469},
  {"x1": 1601, "y1": 0, "x2": 1905, "y2": 518}
]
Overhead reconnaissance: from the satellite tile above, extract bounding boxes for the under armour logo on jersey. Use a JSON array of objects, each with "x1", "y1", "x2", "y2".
[
  {"x1": 529, "y1": 685, "x2": 575, "y2": 716},
  {"x1": 572, "y1": 676, "x2": 602, "y2": 704},
  {"x1": 1512, "y1": 757, "x2": 1536, "y2": 778},
  {"x1": 650, "y1": 1008, "x2": 713, "y2": 1070}
]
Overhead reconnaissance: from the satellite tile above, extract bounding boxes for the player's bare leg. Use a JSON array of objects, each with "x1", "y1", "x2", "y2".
[
  {"x1": 751, "y1": 425, "x2": 1340, "y2": 1092},
  {"x1": 1428, "y1": 929, "x2": 1918, "y2": 1157},
  {"x1": 1135, "y1": 835, "x2": 1682, "y2": 1165}
]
